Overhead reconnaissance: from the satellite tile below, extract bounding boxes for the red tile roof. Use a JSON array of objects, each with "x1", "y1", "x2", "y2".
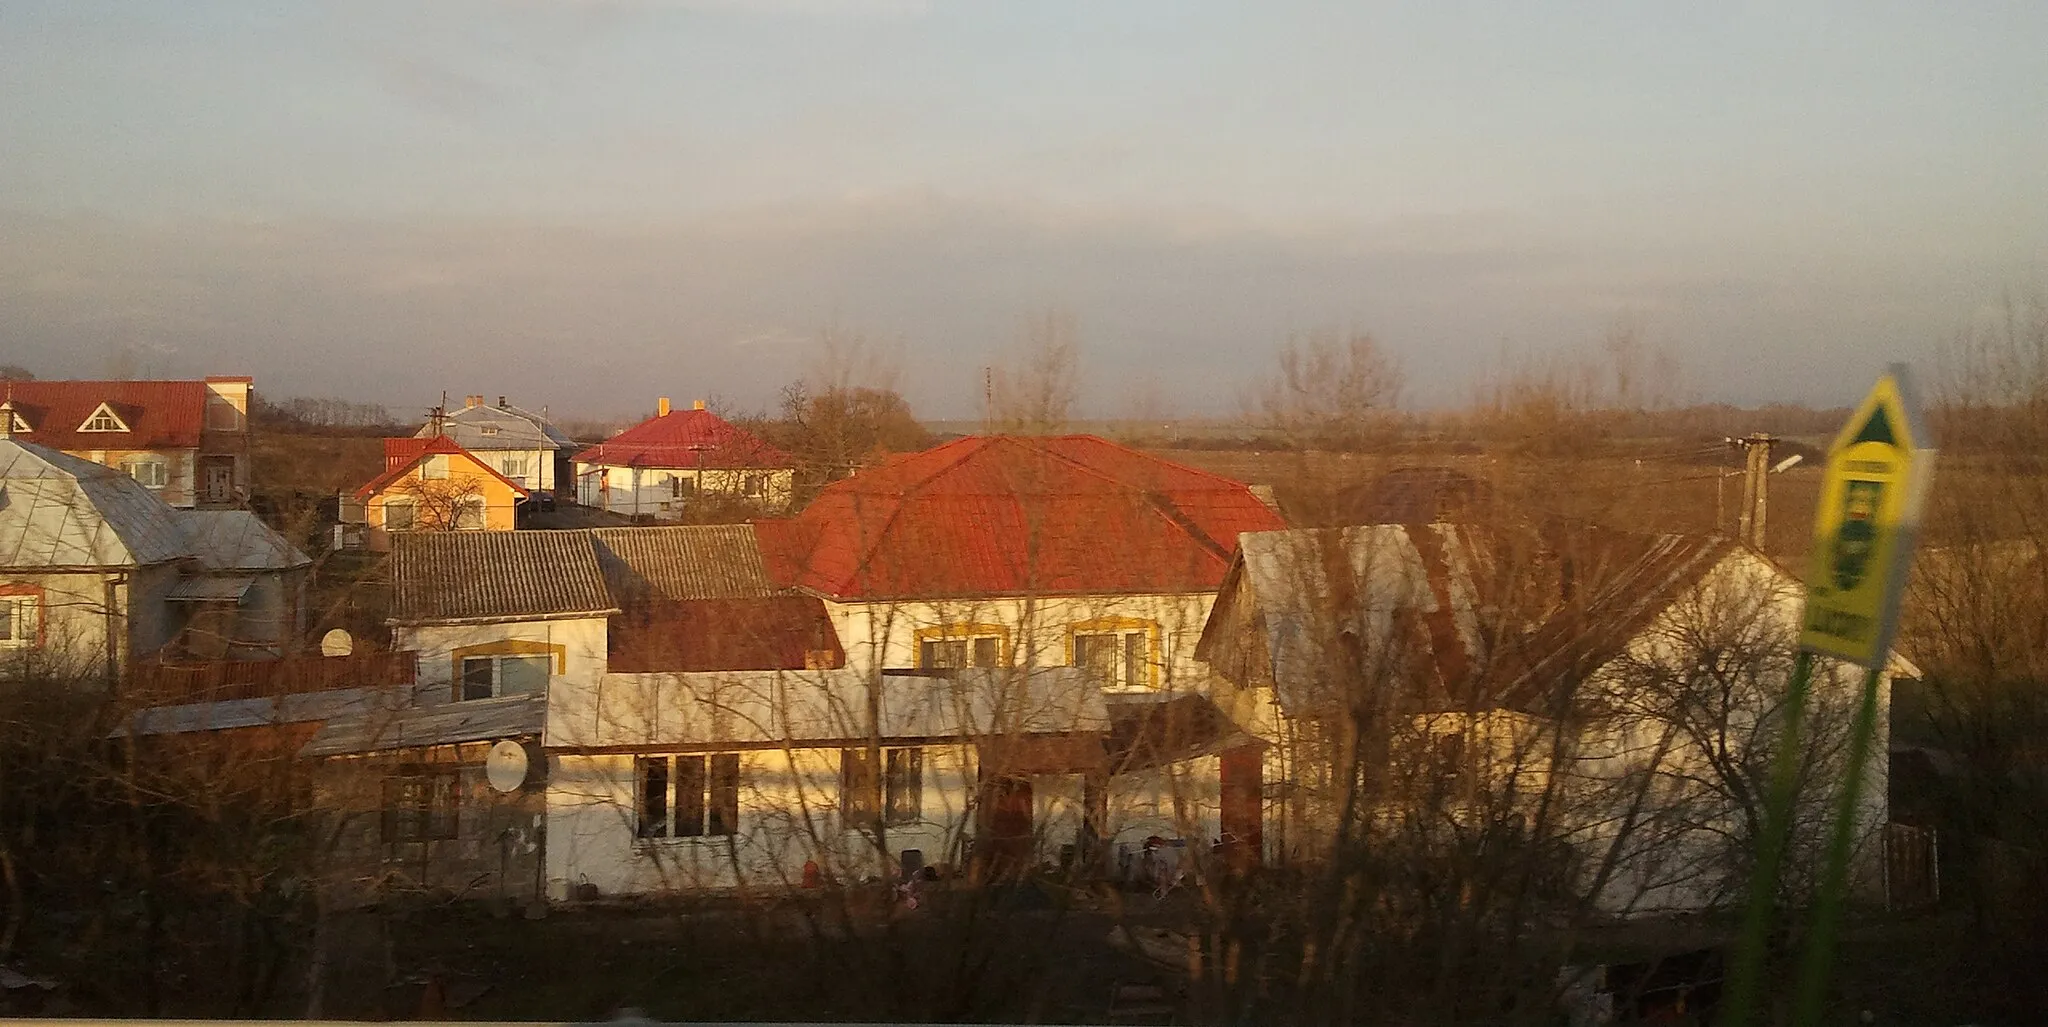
[
  {"x1": 353, "y1": 435, "x2": 530, "y2": 501},
  {"x1": 572, "y1": 408, "x2": 791, "y2": 470},
  {"x1": 1, "y1": 380, "x2": 211, "y2": 451},
  {"x1": 755, "y1": 435, "x2": 1287, "y2": 600},
  {"x1": 608, "y1": 596, "x2": 845, "y2": 673}
]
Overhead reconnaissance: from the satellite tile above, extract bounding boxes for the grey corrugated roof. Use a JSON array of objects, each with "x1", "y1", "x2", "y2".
[
  {"x1": 0, "y1": 437, "x2": 191, "y2": 568},
  {"x1": 420, "y1": 402, "x2": 573, "y2": 452},
  {"x1": 300, "y1": 693, "x2": 547, "y2": 756},
  {"x1": 389, "y1": 530, "x2": 618, "y2": 623},
  {"x1": 123, "y1": 687, "x2": 395, "y2": 736},
  {"x1": 179, "y1": 509, "x2": 311, "y2": 571},
  {"x1": 590, "y1": 524, "x2": 776, "y2": 601},
  {"x1": 166, "y1": 575, "x2": 255, "y2": 601}
]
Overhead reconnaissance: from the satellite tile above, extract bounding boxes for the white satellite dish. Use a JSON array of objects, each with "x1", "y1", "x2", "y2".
[
  {"x1": 319, "y1": 629, "x2": 354, "y2": 657},
  {"x1": 486, "y1": 741, "x2": 531, "y2": 793}
]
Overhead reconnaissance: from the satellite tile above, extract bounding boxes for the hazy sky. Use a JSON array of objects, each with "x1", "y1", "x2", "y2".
[{"x1": 4, "y1": 1, "x2": 2045, "y2": 419}]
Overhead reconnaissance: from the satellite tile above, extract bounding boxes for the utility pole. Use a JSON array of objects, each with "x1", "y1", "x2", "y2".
[{"x1": 1727, "y1": 433, "x2": 1777, "y2": 548}]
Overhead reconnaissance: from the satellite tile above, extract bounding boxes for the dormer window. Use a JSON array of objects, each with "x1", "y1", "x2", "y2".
[
  {"x1": 480, "y1": 425, "x2": 500, "y2": 436},
  {"x1": 78, "y1": 403, "x2": 130, "y2": 433},
  {"x1": 6, "y1": 411, "x2": 27, "y2": 433}
]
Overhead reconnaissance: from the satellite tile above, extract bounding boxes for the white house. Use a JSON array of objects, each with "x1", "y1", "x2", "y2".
[
  {"x1": 417, "y1": 395, "x2": 576, "y2": 499},
  {"x1": 1196, "y1": 524, "x2": 1901, "y2": 915},
  {"x1": 572, "y1": 399, "x2": 796, "y2": 517},
  {"x1": 0, "y1": 413, "x2": 309, "y2": 679}
]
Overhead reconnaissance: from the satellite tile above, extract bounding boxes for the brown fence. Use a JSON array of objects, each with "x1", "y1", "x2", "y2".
[{"x1": 128, "y1": 650, "x2": 418, "y2": 705}]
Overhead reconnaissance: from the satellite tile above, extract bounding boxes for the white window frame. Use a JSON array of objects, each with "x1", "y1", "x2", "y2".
[
  {"x1": 6, "y1": 411, "x2": 28, "y2": 433},
  {"x1": 121, "y1": 457, "x2": 169, "y2": 489},
  {"x1": 382, "y1": 499, "x2": 417, "y2": 532},
  {"x1": 77, "y1": 402, "x2": 130, "y2": 433},
  {"x1": 0, "y1": 595, "x2": 40, "y2": 649},
  {"x1": 420, "y1": 454, "x2": 450, "y2": 480},
  {"x1": 1072, "y1": 627, "x2": 1156, "y2": 690},
  {"x1": 453, "y1": 496, "x2": 488, "y2": 531},
  {"x1": 459, "y1": 653, "x2": 550, "y2": 700}
]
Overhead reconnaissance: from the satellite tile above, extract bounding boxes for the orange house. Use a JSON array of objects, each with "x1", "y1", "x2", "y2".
[{"x1": 348, "y1": 436, "x2": 528, "y2": 551}]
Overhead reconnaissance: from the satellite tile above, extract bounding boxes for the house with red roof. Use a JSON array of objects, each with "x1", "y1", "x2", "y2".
[
  {"x1": 342, "y1": 436, "x2": 529, "y2": 550},
  {"x1": 753, "y1": 433, "x2": 1288, "y2": 865},
  {"x1": 572, "y1": 398, "x2": 794, "y2": 518},
  {"x1": 0, "y1": 377, "x2": 253, "y2": 507}
]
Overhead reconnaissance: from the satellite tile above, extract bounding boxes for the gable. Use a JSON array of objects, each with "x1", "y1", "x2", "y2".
[{"x1": 77, "y1": 402, "x2": 132, "y2": 433}]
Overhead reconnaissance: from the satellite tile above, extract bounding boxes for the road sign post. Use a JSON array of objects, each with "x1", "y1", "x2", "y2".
[{"x1": 1721, "y1": 365, "x2": 1936, "y2": 1027}]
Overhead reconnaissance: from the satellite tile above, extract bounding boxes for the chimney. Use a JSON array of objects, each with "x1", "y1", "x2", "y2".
[
  {"x1": 465, "y1": 395, "x2": 482, "y2": 408},
  {"x1": 657, "y1": 397, "x2": 671, "y2": 417},
  {"x1": 692, "y1": 399, "x2": 706, "y2": 411},
  {"x1": 498, "y1": 395, "x2": 508, "y2": 409}
]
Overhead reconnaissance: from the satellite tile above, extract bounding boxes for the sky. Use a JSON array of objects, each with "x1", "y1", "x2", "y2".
[{"x1": 3, "y1": 1, "x2": 2045, "y2": 420}]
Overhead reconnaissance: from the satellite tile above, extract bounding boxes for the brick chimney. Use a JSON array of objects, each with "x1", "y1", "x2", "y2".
[
  {"x1": 657, "y1": 397, "x2": 671, "y2": 417},
  {"x1": 692, "y1": 399, "x2": 706, "y2": 411}
]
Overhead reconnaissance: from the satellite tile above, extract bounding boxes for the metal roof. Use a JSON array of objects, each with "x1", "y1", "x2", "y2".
[
  {"x1": 418, "y1": 402, "x2": 574, "y2": 452},
  {"x1": 554, "y1": 666, "x2": 1109, "y2": 749},
  {"x1": 389, "y1": 530, "x2": 618, "y2": 623},
  {"x1": 179, "y1": 509, "x2": 311, "y2": 571},
  {"x1": 590, "y1": 524, "x2": 776, "y2": 601},
  {"x1": 1, "y1": 379, "x2": 211, "y2": 452},
  {"x1": 572, "y1": 407, "x2": 791, "y2": 470},
  {"x1": 754, "y1": 435, "x2": 1287, "y2": 601},
  {"x1": 299, "y1": 692, "x2": 547, "y2": 756},
  {"x1": 0, "y1": 437, "x2": 192, "y2": 568},
  {"x1": 166, "y1": 575, "x2": 255, "y2": 601},
  {"x1": 124, "y1": 687, "x2": 394, "y2": 737}
]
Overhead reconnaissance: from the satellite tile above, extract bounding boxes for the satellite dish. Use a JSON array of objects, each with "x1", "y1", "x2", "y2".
[
  {"x1": 486, "y1": 740, "x2": 531, "y2": 793},
  {"x1": 319, "y1": 629, "x2": 354, "y2": 657},
  {"x1": 1772, "y1": 453, "x2": 1805, "y2": 474}
]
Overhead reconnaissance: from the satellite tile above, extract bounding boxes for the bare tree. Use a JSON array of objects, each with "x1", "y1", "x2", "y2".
[
  {"x1": 991, "y1": 309, "x2": 1080, "y2": 434},
  {"x1": 1253, "y1": 329, "x2": 1405, "y2": 452}
]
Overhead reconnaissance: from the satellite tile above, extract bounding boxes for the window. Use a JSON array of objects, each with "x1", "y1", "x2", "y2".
[
  {"x1": 204, "y1": 396, "x2": 242, "y2": 432},
  {"x1": 670, "y1": 474, "x2": 696, "y2": 499},
  {"x1": 454, "y1": 496, "x2": 487, "y2": 531},
  {"x1": 0, "y1": 595, "x2": 40, "y2": 649},
  {"x1": 460, "y1": 654, "x2": 549, "y2": 700},
  {"x1": 499, "y1": 454, "x2": 528, "y2": 482},
  {"x1": 480, "y1": 425, "x2": 501, "y2": 437},
  {"x1": 421, "y1": 454, "x2": 449, "y2": 480},
  {"x1": 920, "y1": 636, "x2": 1002, "y2": 669},
  {"x1": 1073, "y1": 628, "x2": 1152, "y2": 688},
  {"x1": 381, "y1": 768, "x2": 460, "y2": 842},
  {"x1": 77, "y1": 403, "x2": 129, "y2": 433},
  {"x1": 382, "y1": 500, "x2": 416, "y2": 531},
  {"x1": 841, "y1": 747, "x2": 922, "y2": 827},
  {"x1": 743, "y1": 474, "x2": 766, "y2": 497},
  {"x1": 121, "y1": 458, "x2": 168, "y2": 489},
  {"x1": 7, "y1": 410, "x2": 28, "y2": 433},
  {"x1": 637, "y1": 754, "x2": 740, "y2": 839}
]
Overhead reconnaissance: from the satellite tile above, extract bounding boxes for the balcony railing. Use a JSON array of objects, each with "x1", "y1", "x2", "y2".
[{"x1": 127, "y1": 650, "x2": 418, "y2": 706}]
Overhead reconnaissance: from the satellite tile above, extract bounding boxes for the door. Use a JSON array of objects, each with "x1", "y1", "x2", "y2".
[
  {"x1": 974, "y1": 776, "x2": 1034, "y2": 880},
  {"x1": 1219, "y1": 745, "x2": 1264, "y2": 873},
  {"x1": 200, "y1": 456, "x2": 236, "y2": 504}
]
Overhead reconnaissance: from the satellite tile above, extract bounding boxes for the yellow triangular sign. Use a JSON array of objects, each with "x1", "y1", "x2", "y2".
[{"x1": 1799, "y1": 366, "x2": 1936, "y2": 668}]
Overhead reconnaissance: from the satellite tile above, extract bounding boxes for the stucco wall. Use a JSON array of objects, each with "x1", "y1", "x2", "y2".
[
  {"x1": 824, "y1": 593, "x2": 1220, "y2": 689},
  {"x1": 397, "y1": 616, "x2": 609, "y2": 706},
  {"x1": 575, "y1": 465, "x2": 795, "y2": 517}
]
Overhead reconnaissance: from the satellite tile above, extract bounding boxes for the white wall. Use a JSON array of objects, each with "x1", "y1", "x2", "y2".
[
  {"x1": 573, "y1": 464, "x2": 794, "y2": 516},
  {"x1": 824, "y1": 592, "x2": 1221, "y2": 689},
  {"x1": 397, "y1": 616, "x2": 609, "y2": 706}
]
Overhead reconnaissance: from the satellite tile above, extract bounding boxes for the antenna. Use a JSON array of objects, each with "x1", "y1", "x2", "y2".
[
  {"x1": 1771, "y1": 453, "x2": 1804, "y2": 474},
  {"x1": 486, "y1": 740, "x2": 531, "y2": 793},
  {"x1": 319, "y1": 628, "x2": 354, "y2": 657}
]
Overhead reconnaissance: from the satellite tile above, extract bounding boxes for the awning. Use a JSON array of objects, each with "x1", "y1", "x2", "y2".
[{"x1": 165, "y1": 575, "x2": 254, "y2": 602}]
